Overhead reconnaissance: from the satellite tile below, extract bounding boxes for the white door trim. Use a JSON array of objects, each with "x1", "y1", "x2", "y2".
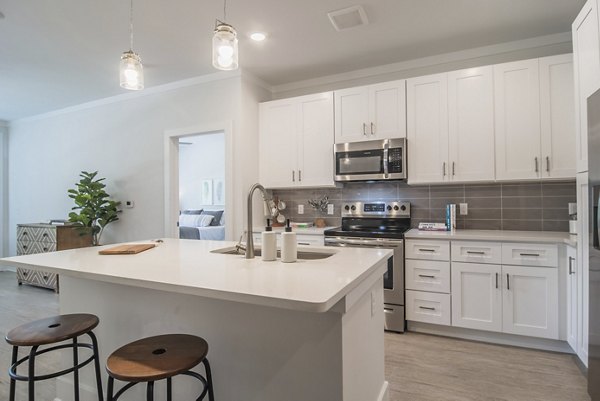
[{"x1": 163, "y1": 121, "x2": 234, "y2": 240}]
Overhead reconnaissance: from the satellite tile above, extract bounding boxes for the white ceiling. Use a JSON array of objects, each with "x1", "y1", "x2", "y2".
[{"x1": 0, "y1": 0, "x2": 585, "y2": 121}]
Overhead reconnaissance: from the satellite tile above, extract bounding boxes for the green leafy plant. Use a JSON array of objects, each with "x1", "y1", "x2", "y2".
[{"x1": 68, "y1": 171, "x2": 121, "y2": 246}]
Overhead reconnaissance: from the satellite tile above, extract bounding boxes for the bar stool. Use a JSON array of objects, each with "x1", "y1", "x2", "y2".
[
  {"x1": 5, "y1": 313, "x2": 104, "y2": 401},
  {"x1": 106, "y1": 334, "x2": 215, "y2": 401}
]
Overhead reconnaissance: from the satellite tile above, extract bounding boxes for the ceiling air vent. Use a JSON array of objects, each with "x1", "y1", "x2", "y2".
[{"x1": 327, "y1": 5, "x2": 369, "y2": 31}]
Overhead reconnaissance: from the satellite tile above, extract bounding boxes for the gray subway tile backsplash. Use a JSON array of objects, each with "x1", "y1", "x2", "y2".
[{"x1": 270, "y1": 180, "x2": 576, "y2": 232}]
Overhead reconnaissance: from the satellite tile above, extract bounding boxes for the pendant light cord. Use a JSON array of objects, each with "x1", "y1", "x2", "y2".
[{"x1": 129, "y1": 0, "x2": 134, "y2": 51}]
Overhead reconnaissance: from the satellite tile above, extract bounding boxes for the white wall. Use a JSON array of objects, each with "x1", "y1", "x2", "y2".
[
  {"x1": 7, "y1": 74, "x2": 256, "y2": 254},
  {"x1": 179, "y1": 132, "x2": 225, "y2": 211},
  {"x1": 0, "y1": 121, "x2": 8, "y2": 259}
]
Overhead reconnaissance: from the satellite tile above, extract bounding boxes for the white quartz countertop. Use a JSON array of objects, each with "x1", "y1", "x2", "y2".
[
  {"x1": 252, "y1": 226, "x2": 334, "y2": 235},
  {"x1": 405, "y1": 229, "x2": 577, "y2": 247},
  {"x1": 0, "y1": 239, "x2": 391, "y2": 313}
]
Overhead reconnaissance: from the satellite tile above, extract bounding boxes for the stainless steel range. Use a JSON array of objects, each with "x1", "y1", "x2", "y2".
[{"x1": 324, "y1": 201, "x2": 411, "y2": 333}]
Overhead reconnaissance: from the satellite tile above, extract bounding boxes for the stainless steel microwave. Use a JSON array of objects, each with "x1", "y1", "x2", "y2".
[{"x1": 334, "y1": 138, "x2": 407, "y2": 182}]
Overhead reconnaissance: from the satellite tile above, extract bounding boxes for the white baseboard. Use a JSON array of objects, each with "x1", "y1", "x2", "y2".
[
  {"x1": 378, "y1": 380, "x2": 390, "y2": 401},
  {"x1": 408, "y1": 322, "x2": 573, "y2": 353}
]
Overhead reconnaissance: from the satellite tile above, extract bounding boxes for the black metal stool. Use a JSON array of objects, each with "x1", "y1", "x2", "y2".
[
  {"x1": 106, "y1": 334, "x2": 214, "y2": 401},
  {"x1": 5, "y1": 313, "x2": 104, "y2": 401}
]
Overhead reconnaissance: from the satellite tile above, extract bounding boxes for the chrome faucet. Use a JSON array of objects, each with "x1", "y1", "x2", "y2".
[{"x1": 246, "y1": 183, "x2": 271, "y2": 259}]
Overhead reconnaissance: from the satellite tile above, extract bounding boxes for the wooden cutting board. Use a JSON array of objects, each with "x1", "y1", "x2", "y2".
[{"x1": 99, "y1": 244, "x2": 156, "y2": 255}]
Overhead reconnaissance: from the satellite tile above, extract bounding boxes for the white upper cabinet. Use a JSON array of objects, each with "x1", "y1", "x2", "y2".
[
  {"x1": 494, "y1": 59, "x2": 542, "y2": 181},
  {"x1": 334, "y1": 80, "x2": 406, "y2": 143},
  {"x1": 407, "y1": 73, "x2": 449, "y2": 184},
  {"x1": 259, "y1": 92, "x2": 335, "y2": 188},
  {"x1": 448, "y1": 66, "x2": 496, "y2": 182},
  {"x1": 540, "y1": 54, "x2": 576, "y2": 179},
  {"x1": 573, "y1": 0, "x2": 600, "y2": 173}
]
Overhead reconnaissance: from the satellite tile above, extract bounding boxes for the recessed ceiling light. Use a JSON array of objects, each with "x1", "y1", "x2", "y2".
[{"x1": 250, "y1": 32, "x2": 266, "y2": 42}]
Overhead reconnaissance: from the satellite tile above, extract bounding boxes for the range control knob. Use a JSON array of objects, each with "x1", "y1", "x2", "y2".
[
  {"x1": 393, "y1": 205, "x2": 399, "y2": 211},
  {"x1": 387, "y1": 205, "x2": 392, "y2": 211},
  {"x1": 344, "y1": 205, "x2": 350, "y2": 211},
  {"x1": 400, "y1": 205, "x2": 407, "y2": 211},
  {"x1": 350, "y1": 205, "x2": 356, "y2": 211}
]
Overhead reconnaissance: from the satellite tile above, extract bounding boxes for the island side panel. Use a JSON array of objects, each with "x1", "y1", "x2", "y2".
[{"x1": 57, "y1": 276, "x2": 346, "y2": 401}]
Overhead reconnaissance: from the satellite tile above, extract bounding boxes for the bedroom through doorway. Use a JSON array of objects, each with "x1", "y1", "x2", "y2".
[{"x1": 178, "y1": 131, "x2": 226, "y2": 241}]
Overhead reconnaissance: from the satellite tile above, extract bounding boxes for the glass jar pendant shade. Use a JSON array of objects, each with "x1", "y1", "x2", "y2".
[
  {"x1": 120, "y1": 50, "x2": 144, "y2": 90},
  {"x1": 213, "y1": 22, "x2": 238, "y2": 71}
]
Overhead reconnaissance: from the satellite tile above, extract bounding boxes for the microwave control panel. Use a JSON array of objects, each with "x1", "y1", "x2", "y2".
[{"x1": 388, "y1": 148, "x2": 403, "y2": 173}]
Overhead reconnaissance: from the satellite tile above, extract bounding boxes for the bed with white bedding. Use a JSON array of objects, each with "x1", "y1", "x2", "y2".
[
  {"x1": 180, "y1": 225, "x2": 225, "y2": 240},
  {"x1": 178, "y1": 209, "x2": 225, "y2": 241}
]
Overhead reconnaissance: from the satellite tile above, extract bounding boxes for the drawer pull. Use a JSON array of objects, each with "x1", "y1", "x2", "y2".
[
  {"x1": 42, "y1": 233, "x2": 48, "y2": 237},
  {"x1": 298, "y1": 242, "x2": 310, "y2": 246},
  {"x1": 43, "y1": 275, "x2": 48, "y2": 280},
  {"x1": 23, "y1": 245, "x2": 28, "y2": 249},
  {"x1": 23, "y1": 271, "x2": 28, "y2": 276},
  {"x1": 495, "y1": 273, "x2": 499, "y2": 289},
  {"x1": 22, "y1": 232, "x2": 28, "y2": 235},
  {"x1": 519, "y1": 253, "x2": 540, "y2": 257},
  {"x1": 418, "y1": 248, "x2": 435, "y2": 252},
  {"x1": 43, "y1": 247, "x2": 48, "y2": 252},
  {"x1": 419, "y1": 306, "x2": 436, "y2": 311},
  {"x1": 507, "y1": 274, "x2": 510, "y2": 290},
  {"x1": 418, "y1": 274, "x2": 436, "y2": 278},
  {"x1": 569, "y1": 256, "x2": 575, "y2": 275},
  {"x1": 466, "y1": 251, "x2": 485, "y2": 255}
]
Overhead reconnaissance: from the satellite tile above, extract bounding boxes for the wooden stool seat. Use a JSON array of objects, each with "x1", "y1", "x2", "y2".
[
  {"x1": 5, "y1": 313, "x2": 99, "y2": 346},
  {"x1": 106, "y1": 334, "x2": 209, "y2": 382}
]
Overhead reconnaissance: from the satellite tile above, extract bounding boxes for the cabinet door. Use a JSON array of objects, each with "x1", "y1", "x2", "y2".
[
  {"x1": 448, "y1": 66, "x2": 495, "y2": 182},
  {"x1": 540, "y1": 54, "x2": 576, "y2": 179},
  {"x1": 368, "y1": 80, "x2": 406, "y2": 139},
  {"x1": 334, "y1": 86, "x2": 369, "y2": 143},
  {"x1": 451, "y1": 262, "x2": 502, "y2": 332},
  {"x1": 502, "y1": 265, "x2": 559, "y2": 339},
  {"x1": 573, "y1": 0, "x2": 600, "y2": 173},
  {"x1": 567, "y1": 246, "x2": 578, "y2": 351},
  {"x1": 576, "y1": 171, "x2": 589, "y2": 364},
  {"x1": 407, "y1": 73, "x2": 449, "y2": 184},
  {"x1": 259, "y1": 100, "x2": 297, "y2": 188},
  {"x1": 297, "y1": 92, "x2": 335, "y2": 187},
  {"x1": 494, "y1": 59, "x2": 542, "y2": 180}
]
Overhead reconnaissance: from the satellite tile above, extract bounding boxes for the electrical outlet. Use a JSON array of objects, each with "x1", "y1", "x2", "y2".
[
  {"x1": 459, "y1": 203, "x2": 468, "y2": 215},
  {"x1": 327, "y1": 204, "x2": 334, "y2": 215},
  {"x1": 298, "y1": 204, "x2": 304, "y2": 214},
  {"x1": 125, "y1": 200, "x2": 135, "y2": 209}
]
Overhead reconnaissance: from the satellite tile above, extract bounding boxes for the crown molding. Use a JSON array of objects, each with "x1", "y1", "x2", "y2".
[
  {"x1": 12, "y1": 70, "x2": 242, "y2": 124},
  {"x1": 240, "y1": 70, "x2": 273, "y2": 92},
  {"x1": 271, "y1": 32, "x2": 572, "y2": 94}
]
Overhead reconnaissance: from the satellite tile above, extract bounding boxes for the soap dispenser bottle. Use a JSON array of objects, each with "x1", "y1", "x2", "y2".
[
  {"x1": 281, "y1": 219, "x2": 297, "y2": 263},
  {"x1": 261, "y1": 219, "x2": 277, "y2": 261}
]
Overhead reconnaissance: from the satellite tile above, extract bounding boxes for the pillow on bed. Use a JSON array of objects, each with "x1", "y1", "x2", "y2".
[
  {"x1": 201, "y1": 210, "x2": 224, "y2": 226},
  {"x1": 181, "y1": 209, "x2": 204, "y2": 215},
  {"x1": 179, "y1": 214, "x2": 214, "y2": 228}
]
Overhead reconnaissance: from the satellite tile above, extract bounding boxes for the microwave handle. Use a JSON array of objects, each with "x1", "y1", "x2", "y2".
[{"x1": 383, "y1": 146, "x2": 389, "y2": 178}]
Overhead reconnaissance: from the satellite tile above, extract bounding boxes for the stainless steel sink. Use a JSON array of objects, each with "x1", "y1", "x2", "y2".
[{"x1": 210, "y1": 246, "x2": 335, "y2": 260}]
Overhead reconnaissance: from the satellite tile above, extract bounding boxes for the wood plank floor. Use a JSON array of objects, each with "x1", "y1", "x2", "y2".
[{"x1": 0, "y1": 271, "x2": 590, "y2": 401}]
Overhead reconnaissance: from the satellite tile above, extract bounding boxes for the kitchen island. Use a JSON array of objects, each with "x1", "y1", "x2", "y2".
[{"x1": 0, "y1": 239, "x2": 391, "y2": 401}]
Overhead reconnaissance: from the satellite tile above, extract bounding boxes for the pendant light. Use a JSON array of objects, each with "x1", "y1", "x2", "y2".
[
  {"x1": 212, "y1": 0, "x2": 238, "y2": 71},
  {"x1": 120, "y1": 0, "x2": 144, "y2": 90}
]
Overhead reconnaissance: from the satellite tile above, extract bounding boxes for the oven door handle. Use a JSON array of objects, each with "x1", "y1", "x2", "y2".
[{"x1": 325, "y1": 237, "x2": 403, "y2": 247}]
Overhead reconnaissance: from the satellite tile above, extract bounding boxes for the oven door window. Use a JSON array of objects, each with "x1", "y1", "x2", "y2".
[
  {"x1": 336, "y1": 150, "x2": 384, "y2": 175},
  {"x1": 383, "y1": 256, "x2": 393, "y2": 290}
]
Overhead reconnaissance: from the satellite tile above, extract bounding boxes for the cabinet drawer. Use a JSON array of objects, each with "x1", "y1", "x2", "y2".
[
  {"x1": 501, "y1": 243, "x2": 558, "y2": 267},
  {"x1": 405, "y1": 240, "x2": 450, "y2": 261},
  {"x1": 406, "y1": 290, "x2": 451, "y2": 325},
  {"x1": 405, "y1": 260, "x2": 450, "y2": 293},
  {"x1": 17, "y1": 241, "x2": 56, "y2": 255},
  {"x1": 452, "y1": 241, "x2": 502, "y2": 264},
  {"x1": 17, "y1": 226, "x2": 56, "y2": 243}
]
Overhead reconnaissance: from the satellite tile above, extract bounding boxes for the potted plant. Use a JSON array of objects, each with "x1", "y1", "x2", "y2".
[{"x1": 68, "y1": 171, "x2": 121, "y2": 246}]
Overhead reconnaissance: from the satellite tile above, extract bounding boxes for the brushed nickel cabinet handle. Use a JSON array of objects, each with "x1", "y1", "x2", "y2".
[
  {"x1": 569, "y1": 256, "x2": 575, "y2": 275},
  {"x1": 419, "y1": 248, "x2": 435, "y2": 252},
  {"x1": 466, "y1": 251, "x2": 485, "y2": 255},
  {"x1": 419, "y1": 306, "x2": 436, "y2": 311},
  {"x1": 418, "y1": 274, "x2": 436, "y2": 278},
  {"x1": 299, "y1": 170, "x2": 302, "y2": 182},
  {"x1": 520, "y1": 253, "x2": 540, "y2": 257},
  {"x1": 298, "y1": 242, "x2": 310, "y2": 246},
  {"x1": 507, "y1": 274, "x2": 510, "y2": 290},
  {"x1": 452, "y1": 162, "x2": 455, "y2": 176},
  {"x1": 371, "y1": 122, "x2": 375, "y2": 135},
  {"x1": 546, "y1": 156, "x2": 550, "y2": 172},
  {"x1": 535, "y1": 157, "x2": 539, "y2": 173},
  {"x1": 363, "y1": 123, "x2": 367, "y2": 136},
  {"x1": 292, "y1": 170, "x2": 295, "y2": 182},
  {"x1": 495, "y1": 272, "x2": 499, "y2": 289},
  {"x1": 443, "y1": 162, "x2": 446, "y2": 176}
]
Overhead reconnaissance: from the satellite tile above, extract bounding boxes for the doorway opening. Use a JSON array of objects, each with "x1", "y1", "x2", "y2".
[{"x1": 178, "y1": 132, "x2": 226, "y2": 241}]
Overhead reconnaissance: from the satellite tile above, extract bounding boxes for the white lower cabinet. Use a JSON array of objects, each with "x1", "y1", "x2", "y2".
[
  {"x1": 406, "y1": 290, "x2": 451, "y2": 325},
  {"x1": 451, "y1": 262, "x2": 502, "y2": 332},
  {"x1": 501, "y1": 265, "x2": 559, "y2": 339}
]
